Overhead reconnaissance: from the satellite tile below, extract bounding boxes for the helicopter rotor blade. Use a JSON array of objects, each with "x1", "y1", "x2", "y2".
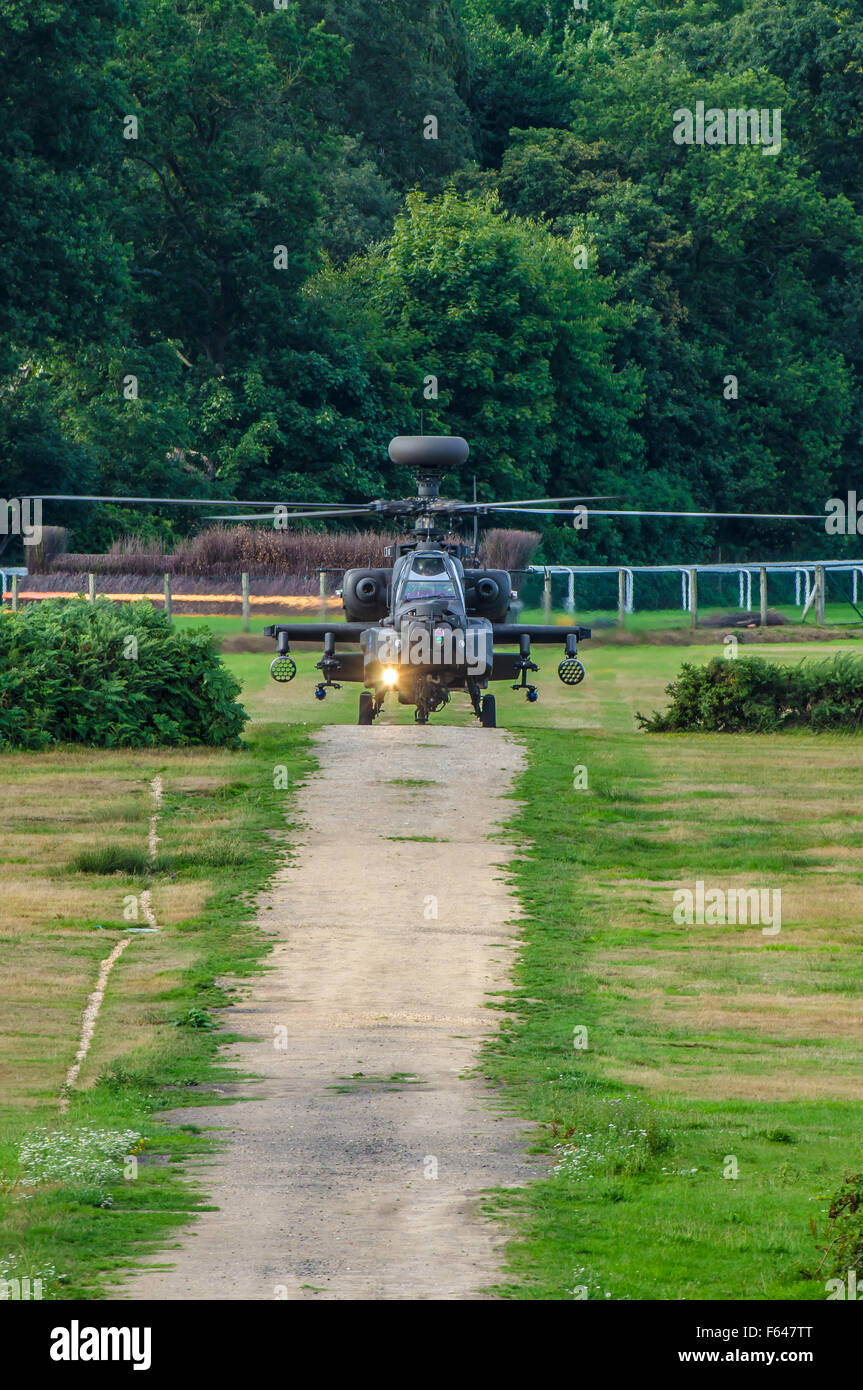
[
  {"x1": 31, "y1": 490, "x2": 827, "y2": 525},
  {"x1": 451, "y1": 495, "x2": 617, "y2": 510},
  {"x1": 567, "y1": 508, "x2": 826, "y2": 520},
  {"x1": 202, "y1": 507, "x2": 379, "y2": 522},
  {"x1": 444, "y1": 506, "x2": 826, "y2": 520},
  {"x1": 31, "y1": 494, "x2": 362, "y2": 509},
  {"x1": 447, "y1": 505, "x2": 620, "y2": 516}
]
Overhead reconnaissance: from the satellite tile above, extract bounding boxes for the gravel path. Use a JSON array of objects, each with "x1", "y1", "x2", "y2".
[{"x1": 122, "y1": 724, "x2": 532, "y2": 1301}]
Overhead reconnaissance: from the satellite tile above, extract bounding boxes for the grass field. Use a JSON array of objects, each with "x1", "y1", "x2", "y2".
[
  {"x1": 1, "y1": 611, "x2": 861, "y2": 1298},
  {"x1": 484, "y1": 704, "x2": 863, "y2": 1298},
  {"x1": 0, "y1": 715, "x2": 313, "y2": 1297},
  {"x1": 172, "y1": 601, "x2": 863, "y2": 640},
  {"x1": 516, "y1": 601, "x2": 863, "y2": 634}
]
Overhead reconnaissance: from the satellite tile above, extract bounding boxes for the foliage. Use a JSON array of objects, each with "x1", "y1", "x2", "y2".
[
  {"x1": 638, "y1": 655, "x2": 863, "y2": 732},
  {"x1": 371, "y1": 188, "x2": 643, "y2": 500},
  {"x1": 0, "y1": 599, "x2": 247, "y2": 749},
  {"x1": 0, "y1": 0, "x2": 131, "y2": 373},
  {"x1": 812, "y1": 1173, "x2": 863, "y2": 1279},
  {"x1": 54, "y1": 527, "x2": 400, "y2": 576},
  {"x1": 19, "y1": 1128, "x2": 143, "y2": 1192},
  {"x1": 481, "y1": 528, "x2": 541, "y2": 570},
  {"x1": 464, "y1": 13, "x2": 576, "y2": 167},
  {"x1": 1, "y1": 0, "x2": 862, "y2": 566}
]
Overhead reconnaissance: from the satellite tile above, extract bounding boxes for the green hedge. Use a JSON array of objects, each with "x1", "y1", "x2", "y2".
[
  {"x1": 638, "y1": 654, "x2": 863, "y2": 733},
  {"x1": 0, "y1": 600, "x2": 248, "y2": 749}
]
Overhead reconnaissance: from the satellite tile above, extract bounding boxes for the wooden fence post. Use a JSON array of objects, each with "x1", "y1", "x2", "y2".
[
  {"x1": 163, "y1": 573, "x2": 172, "y2": 625},
  {"x1": 543, "y1": 568, "x2": 552, "y2": 622},
  {"x1": 759, "y1": 567, "x2": 768, "y2": 627},
  {"x1": 689, "y1": 568, "x2": 698, "y2": 629},
  {"x1": 617, "y1": 568, "x2": 626, "y2": 628},
  {"x1": 11, "y1": 573, "x2": 19, "y2": 613},
  {"x1": 87, "y1": 572, "x2": 95, "y2": 603},
  {"x1": 241, "y1": 571, "x2": 250, "y2": 632}
]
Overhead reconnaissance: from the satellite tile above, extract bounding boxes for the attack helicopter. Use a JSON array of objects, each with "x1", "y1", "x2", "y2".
[{"x1": 227, "y1": 435, "x2": 596, "y2": 727}]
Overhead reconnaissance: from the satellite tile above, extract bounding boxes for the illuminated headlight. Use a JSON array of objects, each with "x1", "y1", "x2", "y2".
[{"x1": 382, "y1": 666, "x2": 399, "y2": 686}]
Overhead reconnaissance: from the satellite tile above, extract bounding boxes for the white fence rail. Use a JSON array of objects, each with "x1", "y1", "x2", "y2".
[{"x1": 527, "y1": 560, "x2": 863, "y2": 626}]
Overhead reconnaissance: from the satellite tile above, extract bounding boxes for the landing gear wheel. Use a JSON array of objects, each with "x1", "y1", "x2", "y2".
[
  {"x1": 480, "y1": 694, "x2": 496, "y2": 728},
  {"x1": 358, "y1": 691, "x2": 374, "y2": 725}
]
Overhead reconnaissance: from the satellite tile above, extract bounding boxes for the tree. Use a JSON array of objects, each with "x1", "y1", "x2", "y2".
[
  {"x1": 117, "y1": 0, "x2": 345, "y2": 377},
  {"x1": 463, "y1": 16, "x2": 576, "y2": 167},
  {"x1": 371, "y1": 189, "x2": 643, "y2": 507},
  {"x1": 0, "y1": 0, "x2": 131, "y2": 372},
  {"x1": 303, "y1": 0, "x2": 475, "y2": 189},
  {"x1": 480, "y1": 21, "x2": 862, "y2": 558}
]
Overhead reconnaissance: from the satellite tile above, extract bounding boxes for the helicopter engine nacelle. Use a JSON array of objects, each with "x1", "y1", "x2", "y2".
[
  {"x1": 464, "y1": 570, "x2": 511, "y2": 624},
  {"x1": 342, "y1": 568, "x2": 390, "y2": 622}
]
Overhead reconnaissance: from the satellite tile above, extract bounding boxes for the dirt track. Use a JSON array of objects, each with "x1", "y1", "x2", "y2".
[{"x1": 122, "y1": 724, "x2": 532, "y2": 1300}]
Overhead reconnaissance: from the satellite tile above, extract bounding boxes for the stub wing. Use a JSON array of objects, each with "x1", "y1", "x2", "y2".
[
  {"x1": 262, "y1": 622, "x2": 370, "y2": 643},
  {"x1": 261, "y1": 622, "x2": 592, "y2": 645},
  {"x1": 492, "y1": 624, "x2": 592, "y2": 643}
]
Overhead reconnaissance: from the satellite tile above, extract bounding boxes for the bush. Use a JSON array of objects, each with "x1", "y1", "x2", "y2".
[
  {"x1": 812, "y1": 1173, "x2": 863, "y2": 1279},
  {"x1": 54, "y1": 526, "x2": 400, "y2": 577},
  {"x1": 638, "y1": 655, "x2": 863, "y2": 733},
  {"x1": 53, "y1": 524, "x2": 541, "y2": 578},
  {"x1": 0, "y1": 599, "x2": 248, "y2": 749},
  {"x1": 481, "y1": 528, "x2": 540, "y2": 571}
]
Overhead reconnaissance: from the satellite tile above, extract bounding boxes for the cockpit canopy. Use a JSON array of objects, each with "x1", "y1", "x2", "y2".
[{"x1": 395, "y1": 552, "x2": 464, "y2": 607}]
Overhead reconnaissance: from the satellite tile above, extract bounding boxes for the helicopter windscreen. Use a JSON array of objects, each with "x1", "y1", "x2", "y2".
[{"x1": 399, "y1": 555, "x2": 460, "y2": 603}]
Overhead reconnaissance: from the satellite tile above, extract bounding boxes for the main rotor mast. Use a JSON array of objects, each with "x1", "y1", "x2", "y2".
[{"x1": 387, "y1": 435, "x2": 473, "y2": 555}]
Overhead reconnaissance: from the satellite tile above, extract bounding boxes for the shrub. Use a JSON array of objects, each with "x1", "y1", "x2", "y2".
[
  {"x1": 53, "y1": 524, "x2": 542, "y2": 578},
  {"x1": 481, "y1": 528, "x2": 541, "y2": 571},
  {"x1": 638, "y1": 655, "x2": 863, "y2": 733},
  {"x1": 0, "y1": 598, "x2": 248, "y2": 749},
  {"x1": 54, "y1": 526, "x2": 400, "y2": 577},
  {"x1": 812, "y1": 1173, "x2": 863, "y2": 1279}
]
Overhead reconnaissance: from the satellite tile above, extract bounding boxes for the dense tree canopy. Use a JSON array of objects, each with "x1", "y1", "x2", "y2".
[{"x1": 1, "y1": 0, "x2": 861, "y2": 564}]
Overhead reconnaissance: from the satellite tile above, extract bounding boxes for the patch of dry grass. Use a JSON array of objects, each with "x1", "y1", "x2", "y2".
[{"x1": 0, "y1": 747, "x2": 253, "y2": 1112}]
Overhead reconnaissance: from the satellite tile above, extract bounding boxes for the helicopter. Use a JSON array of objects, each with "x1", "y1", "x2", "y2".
[{"x1": 252, "y1": 435, "x2": 595, "y2": 728}]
